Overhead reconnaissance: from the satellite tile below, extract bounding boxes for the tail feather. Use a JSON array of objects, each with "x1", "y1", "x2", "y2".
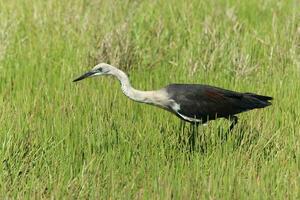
[
  {"x1": 243, "y1": 93, "x2": 273, "y2": 108},
  {"x1": 245, "y1": 93, "x2": 273, "y2": 101}
]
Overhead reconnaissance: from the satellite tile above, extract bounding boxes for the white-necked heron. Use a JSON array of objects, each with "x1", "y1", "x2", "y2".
[{"x1": 73, "y1": 63, "x2": 272, "y2": 131}]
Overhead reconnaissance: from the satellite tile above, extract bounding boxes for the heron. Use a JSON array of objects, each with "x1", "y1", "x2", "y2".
[{"x1": 73, "y1": 63, "x2": 272, "y2": 134}]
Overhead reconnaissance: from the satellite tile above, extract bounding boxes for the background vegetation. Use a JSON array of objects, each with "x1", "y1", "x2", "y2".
[{"x1": 0, "y1": 0, "x2": 299, "y2": 199}]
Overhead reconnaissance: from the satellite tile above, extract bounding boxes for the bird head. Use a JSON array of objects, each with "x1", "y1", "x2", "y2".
[{"x1": 73, "y1": 63, "x2": 114, "y2": 82}]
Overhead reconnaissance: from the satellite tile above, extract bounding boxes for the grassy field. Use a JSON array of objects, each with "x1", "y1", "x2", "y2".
[{"x1": 0, "y1": 0, "x2": 299, "y2": 199}]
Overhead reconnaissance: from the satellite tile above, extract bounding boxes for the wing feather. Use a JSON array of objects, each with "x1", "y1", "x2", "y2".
[{"x1": 166, "y1": 84, "x2": 266, "y2": 122}]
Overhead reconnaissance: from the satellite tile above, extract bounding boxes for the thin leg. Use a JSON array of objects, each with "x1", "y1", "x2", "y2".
[
  {"x1": 179, "y1": 120, "x2": 186, "y2": 133},
  {"x1": 229, "y1": 116, "x2": 238, "y2": 131},
  {"x1": 178, "y1": 121, "x2": 185, "y2": 145},
  {"x1": 189, "y1": 123, "x2": 199, "y2": 152},
  {"x1": 221, "y1": 116, "x2": 238, "y2": 142}
]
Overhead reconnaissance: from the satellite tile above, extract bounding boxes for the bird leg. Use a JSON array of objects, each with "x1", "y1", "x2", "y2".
[
  {"x1": 229, "y1": 116, "x2": 238, "y2": 131},
  {"x1": 178, "y1": 121, "x2": 186, "y2": 145},
  {"x1": 221, "y1": 116, "x2": 238, "y2": 142},
  {"x1": 188, "y1": 123, "x2": 199, "y2": 152},
  {"x1": 219, "y1": 116, "x2": 238, "y2": 142}
]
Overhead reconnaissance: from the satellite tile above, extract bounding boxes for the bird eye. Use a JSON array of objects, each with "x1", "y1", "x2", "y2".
[{"x1": 97, "y1": 68, "x2": 103, "y2": 72}]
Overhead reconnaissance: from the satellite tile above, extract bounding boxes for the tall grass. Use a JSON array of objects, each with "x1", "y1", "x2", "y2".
[{"x1": 0, "y1": 0, "x2": 299, "y2": 199}]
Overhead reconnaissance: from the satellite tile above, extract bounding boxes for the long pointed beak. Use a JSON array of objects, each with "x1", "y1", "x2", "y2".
[{"x1": 73, "y1": 71, "x2": 96, "y2": 82}]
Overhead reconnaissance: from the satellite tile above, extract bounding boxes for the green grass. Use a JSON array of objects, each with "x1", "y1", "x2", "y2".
[{"x1": 0, "y1": 0, "x2": 299, "y2": 199}]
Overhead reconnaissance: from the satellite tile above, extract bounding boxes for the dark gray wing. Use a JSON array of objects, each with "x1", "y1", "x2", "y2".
[{"x1": 166, "y1": 84, "x2": 271, "y2": 122}]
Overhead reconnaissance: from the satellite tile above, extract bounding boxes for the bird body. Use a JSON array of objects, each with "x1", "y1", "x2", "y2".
[
  {"x1": 165, "y1": 84, "x2": 272, "y2": 123},
  {"x1": 73, "y1": 63, "x2": 272, "y2": 127}
]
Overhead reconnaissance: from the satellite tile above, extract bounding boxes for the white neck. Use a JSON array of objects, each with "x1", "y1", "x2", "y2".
[{"x1": 108, "y1": 67, "x2": 168, "y2": 107}]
